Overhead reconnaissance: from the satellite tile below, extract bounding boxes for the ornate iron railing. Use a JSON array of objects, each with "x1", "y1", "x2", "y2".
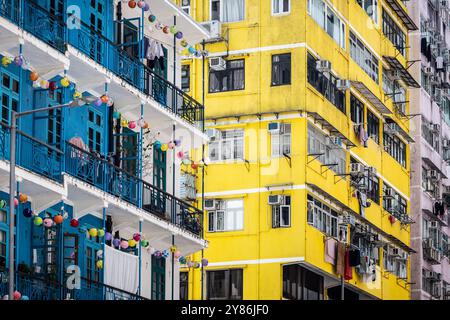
[
  {"x1": 0, "y1": 122, "x2": 63, "y2": 183},
  {"x1": 66, "y1": 142, "x2": 203, "y2": 237},
  {"x1": 0, "y1": 0, "x2": 66, "y2": 53}
]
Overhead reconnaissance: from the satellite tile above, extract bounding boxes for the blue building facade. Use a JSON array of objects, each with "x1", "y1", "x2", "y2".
[{"x1": 0, "y1": 0, "x2": 208, "y2": 300}]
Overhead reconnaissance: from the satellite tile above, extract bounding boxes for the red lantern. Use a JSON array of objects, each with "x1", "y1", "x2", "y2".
[
  {"x1": 128, "y1": 0, "x2": 136, "y2": 8},
  {"x1": 191, "y1": 163, "x2": 199, "y2": 170},
  {"x1": 389, "y1": 215, "x2": 396, "y2": 224},
  {"x1": 163, "y1": 26, "x2": 170, "y2": 34},
  {"x1": 70, "y1": 218, "x2": 79, "y2": 228},
  {"x1": 49, "y1": 81, "x2": 57, "y2": 91},
  {"x1": 54, "y1": 215, "x2": 64, "y2": 225}
]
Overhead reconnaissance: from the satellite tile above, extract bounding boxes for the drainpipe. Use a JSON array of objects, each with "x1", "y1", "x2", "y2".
[
  {"x1": 171, "y1": 234, "x2": 175, "y2": 300},
  {"x1": 200, "y1": 39, "x2": 206, "y2": 301},
  {"x1": 102, "y1": 203, "x2": 107, "y2": 299},
  {"x1": 138, "y1": 218, "x2": 142, "y2": 296}
]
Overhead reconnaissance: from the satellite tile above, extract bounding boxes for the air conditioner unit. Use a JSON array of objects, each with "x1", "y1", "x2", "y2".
[
  {"x1": 327, "y1": 136, "x2": 343, "y2": 148},
  {"x1": 424, "y1": 66, "x2": 434, "y2": 75},
  {"x1": 268, "y1": 122, "x2": 280, "y2": 134},
  {"x1": 390, "y1": 247, "x2": 400, "y2": 257},
  {"x1": 336, "y1": 79, "x2": 351, "y2": 91},
  {"x1": 350, "y1": 163, "x2": 365, "y2": 175},
  {"x1": 424, "y1": 270, "x2": 434, "y2": 279},
  {"x1": 206, "y1": 128, "x2": 220, "y2": 141},
  {"x1": 200, "y1": 20, "x2": 221, "y2": 39},
  {"x1": 204, "y1": 199, "x2": 217, "y2": 210},
  {"x1": 384, "y1": 123, "x2": 399, "y2": 135},
  {"x1": 268, "y1": 194, "x2": 283, "y2": 205},
  {"x1": 384, "y1": 187, "x2": 395, "y2": 198},
  {"x1": 316, "y1": 60, "x2": 332, "y2": 73},
  {"x1": 367, "y1": 166, "x2": 377, "y2": 177},
  {"x1": 209, "y1": 57, "x2": 226, "y2": 71},
  {"x1": 427, "y1": 169, "x2": 439, "y2": 180}
]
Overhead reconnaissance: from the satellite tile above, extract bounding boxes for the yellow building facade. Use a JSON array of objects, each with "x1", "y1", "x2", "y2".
[{"x1": 179, "y1": 0, "x2": 417, "y2": 300}]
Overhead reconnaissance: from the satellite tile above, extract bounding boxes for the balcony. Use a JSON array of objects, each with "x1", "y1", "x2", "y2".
[
  {"x1": 0, "y1": 0, "x2": 204, "y2": 130},
  {"x1": 0, "y1": 269, "x2": 146, "y2": 300},
  {"x1": 423, "y1": 239, "x2": 443, "y2": 265}
]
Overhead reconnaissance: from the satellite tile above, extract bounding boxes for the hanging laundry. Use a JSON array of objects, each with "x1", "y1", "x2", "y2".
[
  {"x1": 354, "y1": 124, "x2": 369, "y2": 148},
  {"x1": 325, "y1": 238, "x2": 337, "y2": 265},
  {"x1": 356, "y1": 190, "x2": 367, "y2": 217},
  {"x1": 146, "y1": 38, "x2": 165, "y2": 71},
  {"x1": 349, "y1": 249, "x2": 361, "y2": 267},
  {"x1": 344, "y1": 249, "x2": 353, "y2": 280},
  {"x1": 336, "y1": 242, "x2": 346, "y2": 276}
]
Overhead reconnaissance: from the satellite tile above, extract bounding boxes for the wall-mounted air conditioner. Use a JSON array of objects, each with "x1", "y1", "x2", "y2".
[
  {"x1": 268, "y1": 195, "x2": 283, "y2": 205},
  {"x1": 316, "y1": 60, "x2": 331, "y2": 73},
  {"x1": 209, "y1": 57, "x2": 226, "y2": 71},
  {"x1": 336, "y1": 79, "x2": 351, "y2": 91},
  {"x1": 200, "y1": 20, "x2": 222, "y2": 39}
]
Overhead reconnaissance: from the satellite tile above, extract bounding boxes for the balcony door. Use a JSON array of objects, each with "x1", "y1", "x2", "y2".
[
  {"x1": 151, "y1": 255, "x2": 165, "y2": 300},
  {"x1": 88, "y1": 0, "x2": 106, "y2": 63}
]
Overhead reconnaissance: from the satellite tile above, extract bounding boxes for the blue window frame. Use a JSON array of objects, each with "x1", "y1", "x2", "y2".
[
  {"x1": 88, "y1": 0, "x2": 105, "y2": 63},
  {"x1": 1, "y1": 70, "x2": 19, "y2": 124},
  {"x1": 87, "y1": 108, "x2": 104, "y2": 154},
  {"x1": 0, "y1": 209, "x2": 8, "y2": 270}
]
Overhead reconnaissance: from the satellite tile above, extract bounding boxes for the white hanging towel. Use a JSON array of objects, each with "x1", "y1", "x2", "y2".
[{"x1": 104, "y1": 245, "x2": 139, "y2": 295}]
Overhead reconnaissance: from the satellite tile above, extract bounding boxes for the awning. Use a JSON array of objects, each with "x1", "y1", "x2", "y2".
[
  {"x1": 384, "y1": 0, "x2": 418, "y2": 31},
  {"x1": 307, "y1": 183, "x2": 416, "y2": 254},
  {"x1": 383, "y1": 56, "x2": 420, "y2": 88},
  {"x1": 351, "y1": 81, "x2": 392, "y2": 115},
  {"x1": 385, "y1": 117, "x2": 415, "y2": 143},
  {"x1": 307, "y1": 112, "x2": 356, "y2": 149}
]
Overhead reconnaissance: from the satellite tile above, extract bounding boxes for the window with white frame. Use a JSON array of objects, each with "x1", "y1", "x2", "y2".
[
  {"x1": 207, "y1": 199, "x2": 244, "y2": 232},
  {"x1": 307, "y1": 124, "x2": 347, "y2": 175},
  {"x1": 307, "y1": 0, "x2": 346, "y2": 49},
  {"x1": 350, "y1": 31, "x2": 379, "y2": 84},
  {"x1": 181, "y1": 0, "x2": 191, "y2": 15},
  {"x1": 270, "y1": 195, "x2": 291, "y2": 228},
  {"x1": 210, "y1": 0, "x2": 245, "y2": 23},
  {"x1": 307, "y1": 195, "x2": 338, "y2": 238},
  {"x1": 356, "y1": 0, "x2": 378, "y2": 24},
  {"x1": 269, "y1": 122, "x2": 291, "y2": 157},
  {"x1": 207, "y1": 128, "x2": 244, "y2": 161},
  {"x1": 272, "y1": 0, "x2": 290, "y2": 15}
]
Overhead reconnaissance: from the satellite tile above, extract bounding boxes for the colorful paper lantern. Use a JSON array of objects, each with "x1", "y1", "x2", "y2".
[
  {"x1": 93, "y1": 98, "x2": 102, "y2": 107},
  {"x1": 13, "y1": 291, "x2": 21, "y2": 300},
  {"x1": 168, "y1": 142, "x2": 175, "y2": 149},
  {"x1": 14, "y1": 198, "x2": 19, "y2": 207},
  {"x1": 53, "y1": 215, "x2": 64, "y2": 225},
  {"x1": 170, "y1": 245, "x2": 177, "y2": 253},
  {"x1": 49, "y1": 81, "x2": 57, "y2": 91},
  {"x1": 175, "y1": 32, "x2": 183, "y2": 40},
  {"x1": 201, "y1": 258, "x2": 209, "y2": 267},
  {"x1": 154, "y1": 141, "x2": 162, "y2": 150},
  {"x1": 1, "y1": 56, "x2": 12, "y2": 67},
  {"x1": 34, "y1": 217, "x2": 43, "y2": 226},
  {"x1": 128, "y1": 239, "x2": 137, "y2": 248},
  {"x1": 21, "y1": 295, "x2": 29, "y2": 301},
  {"x1": 128, "y1": 121, "x2": 137, "y2": 129},
  {"x1": 121, "y1": 119, "x2": 129, "y2": 127},
  {"x1": 113, "y1": 238, "x2": 121, "y2": 248},
  {"x1": 70, "y1": 219, "x2": 79, "y2": 228},
  {"x1": 89, "y1": 228, "x2": 98, "y2": 237},
  {"x1": 154, "y1": 250, "x2": 162, "y2": 258},
  {"x1": 29, "y1": 71, "x2": 39, "y2": 82},
  {"x1": 40, "y1": 80, "x2": 49, "y2": 89},
  {"x1": 148, "y1": 14, "x2": 156, "y2": 22},
  {"x1": 182, "y1": 158, "x2": 191, "y2": 165},
  {"x1": 143, "y1": 2, "x2": 150, "y2": 11},
  {"x1": 163, "y1": 26, "x2": 170, "y2": 34},
  {"x1": 180, "y1": 40, "x2": 188, "y2": 48},
  {"x1": 60, "y1": 77, "x2": 70, "y2": 87},
  {"x1": 0, "y1": 200, "x2": 6, "y2": 209},
  {"x1": 133, "y1": 233, "x2": 141, "y2": 241},
  {"x1": 23, "y1": 208, "x2": 33, "y2": 218},
  {"x1": 177, "y1": 151, "x2": 185, "y2": 159},
  {"x1": 19, "y1": 193, "x2": 28, "y2": 203},
  {"x1": 73, "y1": 91, "x2": 82, "y2": 99},
  {"x1": 101, "y1": 94, "x2": 109, "y2": 103},
  {"x1": 14, "y1": 55, "x2": 23, "y2": 67},
  {"x1": 120, "y1": 240, "x2": 129, "y2": 249},
  {"x1": 188, "y1": 46, "x2": 196, "y2": 54},
  {"x1": 128, "y1": 0, "x2": 136, "y2": 8},
  {"x1": 112, "y1": 111, "x2": 121, "y2": 119},
  {"x1": 162, "y1": 250, "x2": 169, "y2": 258},
  {"x1": 161, "y1": 144, "x2": 168, "y2": 152},
  {"x1": 191, "y1": 162, "x2": 199, "y2": 170},
  {"x1": 170, "y1": 26, "x2": 177, "y2": 34},
  {"x1": 105, "y1": 232, "x2": 112, "y2": 241},
  {"x1": 141, "y1": 239, "x2": 149, "y2": 248},
  {"x1": 96, "y1": 260, "x2": 103, "y2": 269},
  {"x1": 155, "y1": 23, "x2": 163, "y2": 30},
  {"x1": 174, "y1": 139, "x2": 181, "y2": 147},
  {"x1": 43, "y1": 218, "x2": 53, "y2": 228},
  {"x1": 174, "y1": 251, "x2": 181, "y2": 259},
  {"x1": 193, "y1": 262, "x2": 201, "y2": 269},
  {"x1": 137, "y1": 1, "x2": 145, "y2": 8},
  {"x1": 98, "y1": 229, "x2": 105, "y2": 238},
  {"x1": 179, "y1": 256, "x2": 186, "y2": 264}
]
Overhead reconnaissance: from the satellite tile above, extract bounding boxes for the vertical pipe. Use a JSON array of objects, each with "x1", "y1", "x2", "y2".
[
  {"x1": 172, "y1": 123, "x2": 176, "y2": 225},
  {"x1": 15, "y1": 181, "x2": 19, "y2": 288},
  {"x1": 102, "y1": 205, "x2": 107, "y2": 299},
  {"x1": 138, "y1": 219, "x2": 142, "y2": 296},
  {"x1": 200, "y1": 40, "x2": 206, "y2": 301},
  {"x1": 173, "y1": 16, "x2": 177, "y2": 85},
  {"x1": 9, "y1": 112, "x2": 17, "y2": 300},
  {"x1": 171, "y1": 234, "x2": 175, "y2": 300},
  {"x1": 139, "y1": 103, "x2": 144, "y2": 208}
]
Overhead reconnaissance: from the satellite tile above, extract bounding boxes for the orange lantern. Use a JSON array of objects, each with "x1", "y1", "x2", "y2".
[
  {"x1": 129, "y1": 0, "x2": 136, "y2": 8},
  {"x1": 19, "y1": 193, "x2": 28, "y2": 203},
  {"x1": 101, "y1": 95, "x2": 109, "y2": 103},
  {"x1": 29, "y1": 71, "x2": 39, "y2": 82},
  {"x1": 53, "y1": 215, "x2": 64, "y2": 225}
]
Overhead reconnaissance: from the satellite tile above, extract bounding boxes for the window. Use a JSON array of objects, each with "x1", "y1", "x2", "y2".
[
  {"x1": 382, "y1": 9, "x2": 406, "y2": 56},
  {"x1": 181, "y1": 65, "x2": 190, "y2": 92},
  {"x1": 307, "y1": 195, "x2": 338, "y2": 238},
  {"x1": 208, "y1": 199, "x2": 244, "y2": 232},
  {"x1": 382, "y1": 184, "x2": 407, "y2": 219},
  {"x1": 209, "y1": 59, "x2": 245, "y2": 93},
  {"x1": 1, "y1": 71, "x2": 19, "y2": 124},
  {"x1": 308, "y1": 124, "x2": 347, "y2": 175},
  {"x1": 87, "y1": 109, "x2": 103, "y2": 153},
  {"x1": 307, "y1": 53, "x2": 346, "y2": 113},
  {"x1": 382, "y1": 68, "x2": 406, "y2": 113},
  {"x1": 367, "y1": 110, "x2": 379, "y2": 144},
  {"x1": 308, "y1": 0, "x2": 346, "y2": 49},
  {"x1": 207, "y1": 269, "x2": 243, "y2": 300},
  {"x1": 208, "y1": 128, "x2": 244, "y2": 161},
  {"x1": 356, "y1": 0, "x2": 378, "y2": 23},
  {"x1": 271, "y1": 196, "x2": 291, "y2": 228},
  {"x1": 211, "y1": 0, "x2": 245, "y2": 23},
  {"x1": 0, "y1": 229, "x2": 6, "y2": 269},
  {"x1": 180, "y1": 272, "x2": 189, "y2": 300},
  {"x1": 271, "y1": 53, "x2": 291, "y2": 86},
  {"x1": 350, "y1": 94, "x2": 364, "y2": 124},
  {"x1": 383, "y1": 129, "x2": 407, "y2": 167},
  {"x1": 350, "y1": 31, "x2": 379, "y2": 84},
  {"x1": 283, "y1": 264, "x2": 324, "y2": 300},
  {"x1": 270, "y1": 123, "x2": 291, "y2": 156},
  {"x1": 181, "y1": 0, "x2": 191, "y2": 15},
  {"x1": 272, "y1": 0, "x2": 290, "y2": 15},
  {"x1": 421, "y1": 118, "x2": 440, "y2": 152}
]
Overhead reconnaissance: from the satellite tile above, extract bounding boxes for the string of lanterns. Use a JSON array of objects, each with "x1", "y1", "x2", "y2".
[{"x1": 127, "y1": 0, "x2": 202, "y2": 58}]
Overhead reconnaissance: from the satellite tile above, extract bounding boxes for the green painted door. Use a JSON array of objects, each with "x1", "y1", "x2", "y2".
[{"x1": 151, "y1": 255, "x2": 165, "y2": 300}]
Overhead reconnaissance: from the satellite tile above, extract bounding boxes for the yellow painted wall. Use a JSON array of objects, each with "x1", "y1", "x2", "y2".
[{"x1": 179, "y1": 0, "x2": 414, "y2": 300}]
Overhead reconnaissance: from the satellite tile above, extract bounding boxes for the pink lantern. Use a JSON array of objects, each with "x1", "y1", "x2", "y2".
[
  {"x1": 174, "y1": 251, "x2": 181, "y2": 259},
  {"x1": 120, "y1": 240, "x2": 129, "y2": 249},
  {"x1": 128, "y1": 121, "x2": 137, "y2": 129},
  {"x1": 168, "y1": 142, "x2": 175, "y2": 149},
  {"x1": 177, "y1": 151, "x2": 185, "y2": 159},
  {"x1": 137, "y1": 1, "x2": 145, "y2": 8},
  {"x1": 43, "y1": 218, "x2": 53, "y2": 228},
  {"x1": 13, "y1": 291, "x2": 21, "y2": 300},
  {"x1": 14, "y1": 198, "x2": 19, "y2": 207}
]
